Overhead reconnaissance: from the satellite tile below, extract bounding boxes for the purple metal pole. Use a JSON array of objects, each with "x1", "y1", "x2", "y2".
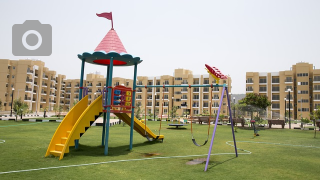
[
  {"x1": 204, "y1": 85, "x2": 226, "y2": 171},
  {"x1": 226, "y1": 87, "x2": 238, "y2": 157}
]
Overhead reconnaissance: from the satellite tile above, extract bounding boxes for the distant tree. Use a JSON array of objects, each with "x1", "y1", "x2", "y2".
[
  {"x1": 13, "y1": 98, "x2": 29, "y2": 121},
  {"x1": 58, "y1": 105, "x2": 63, "y2": 118},
  {"x1": 53, "y1": 104, "x2": 58, "y2": 115},
  {"x1": 135, "y1": 102, "x2": 144, "y2": 119},
  {"x1": 169, "y1": 106, "x2": 178, "y2": 119},
  {"x1": 238, "y1": 93, "x2": 271, "y2": 120}
]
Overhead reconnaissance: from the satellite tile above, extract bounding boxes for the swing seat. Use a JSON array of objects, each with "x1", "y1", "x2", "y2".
[{"x1": 192, "y1": 138, "x2": 208, "y2": 147}]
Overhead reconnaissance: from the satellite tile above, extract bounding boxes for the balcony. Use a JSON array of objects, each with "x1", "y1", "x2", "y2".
[
  {"x1": 41, "y1": 91, "x2": 47, "y2": 95},
  {"x1": 51, "y1": 78, "x2": 56, "y2": 82},
  {"x1": 26, "y1": 79, "x2": 33, "y2": 83},
  {"x1": 87, "y1": 83, "x2": 93, "y2": 87},
  {"x1": 27, "y1": 70, "x2": 33, "y2": 75},
  {"x1": 43, "y1": 75, "x2": 48, "y2": 80},
  {"x1": 42, "y1": 83, "x2": 47, "y2": 87},
  {"x1": 34, "y1": 73, "x2": 38, "y2": 77},
  {"x1": 24, "y1": 97, "x2": 32, "y2": 101},
  {"x1": 25, "y1": 88, "x2": 32, "y2": 93},
  {"x1": 66, "y1": 91, "x2": 71, "y2": 94}
]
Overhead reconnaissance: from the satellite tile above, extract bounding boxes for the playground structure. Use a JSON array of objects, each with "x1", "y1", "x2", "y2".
[{"x1": 45, "y1": 12, "x2": 238, "y2": 171}]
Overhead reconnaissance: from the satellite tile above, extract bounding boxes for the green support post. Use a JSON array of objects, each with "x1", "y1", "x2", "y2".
[
  {"x1": 129, "y1": 63, "x2": 138, "y2": 150},
  {"x1": 75, "y1": 59, "x2": 85, "y2": 149},
  {"x1": 102, "y1": 65, "x2": 110, "y2": 146},
  {"x1": 104, "y1": 57, "x2": 114, "y2": 155}
]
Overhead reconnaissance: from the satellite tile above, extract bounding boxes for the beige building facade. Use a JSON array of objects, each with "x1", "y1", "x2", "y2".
[
  {"x1": 246, "y1": 62, "x2": 320, "y2": 120},
  {"x1": 1, "y1": 59, "x2": 232, "y2": 117}
]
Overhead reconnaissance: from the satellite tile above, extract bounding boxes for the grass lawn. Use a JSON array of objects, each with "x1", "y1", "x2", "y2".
[{"x1": 0, "y1": 120, "x2": 319, "y2": 180}]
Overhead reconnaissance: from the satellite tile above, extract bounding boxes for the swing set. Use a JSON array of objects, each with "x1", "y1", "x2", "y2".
[{"x1": 136, "y1": 64, "x2": 238, "y2": 171}]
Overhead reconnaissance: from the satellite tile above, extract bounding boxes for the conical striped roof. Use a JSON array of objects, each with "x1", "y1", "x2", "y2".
[{"x1": 94, "y1": 29, "x2": 127, "y2": 53}]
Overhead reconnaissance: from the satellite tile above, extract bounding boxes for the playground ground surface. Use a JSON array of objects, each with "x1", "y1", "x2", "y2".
[{"x1": 0, "y1": 120, "x2": 319, "y2": 180}]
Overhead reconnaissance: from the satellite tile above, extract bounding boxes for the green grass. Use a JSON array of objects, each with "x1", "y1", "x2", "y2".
[{"x1": 0, "y1": 120, "x2": 320, "y2": 180}]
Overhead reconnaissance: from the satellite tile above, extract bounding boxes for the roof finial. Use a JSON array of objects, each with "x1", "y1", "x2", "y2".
[{"x1": 96, "y1": 12, "x2": 113, "y2": 30}]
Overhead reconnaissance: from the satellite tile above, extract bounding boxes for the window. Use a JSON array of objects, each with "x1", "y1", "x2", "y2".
[
  {"x1": 315, "y1": 94, "x2": 320, "y2": 100},
  {"x1": 137, "y1": 95, "x2": 142, "y2": 99},
  {"x1": 193, "y1": 79, "x2": 199, "y2": 84},
  {"x1": 148, "y1": 81, "x2": 153, "y2": 85},
  {"x1": 164, "y1": 95, "x2": 168, "y2": 99},
  {"x1": 193, "y1": 87, "x2": 199, "y2": 92},
  {"x1": 298, "y1": 90, "x2": 308, "y2": 94},
  {"x1": 213, "y1": 95, "x2": 219, "y2": 99},
  {"x1": 182, "y1": 95, "x2": 187, "y2": 99},
  {"x1": 314, "y1": 76, "x2": 320, "y2": 81},
  {"x1": 12, "y1": 75, "x2": 15, "y2": 78},
  {"x1": 314, "y1": 85, "x2": 320, "y2": 91},
  {"x1": 213, "y1": 102, "x2": 219, "y2": 107},
  {"x1": 298, "y1": 99, "x2": 309, "y2": 103},
  {"x1": 156, "y1": 80, "x2": 160, "y2": 85},
  {"x1": 115, "y1": 82, "x2": 119, "y2": 86},
  {"x1": 272, "y1": 95, "x2": 280, "y2": 100},
  {"x1": 193, "y1": 95, "x2": 199, "y2": 99},
  {"x1": 297, "y1": 73, "x2": 308, "y2": 77},
  {"x1": 175, "y1": 77, "x2": 182, "y2": 80},
  {"x1": 246, "y1": 78, "x2": 253, "y2": 83},
  {"x1": 246, "y1": 86, "x2": 253, "y2": 91},
  {"x1": 259, "y1": 86, "x2": 267, "y2": 92},
  {"x1": 285, "y1": 86, "x2": 292, "y2": 91},
  {"x1": 203, "y1": 95, "x2": 209, "y2": 99},
  {"x1": 203, "y1": 87, "x2": 209, "y2": 92},
  {"x1": 298, "y1": 108, "x2": 309, "y2": 112},
  {"x1": 286, "y1": 95, "x2": 293, "y2": 100},
  {"x1": 203, "y1": 102, "x2": 209, "y2": 107},
  {"x1": 6, "y1": 84, "x2": 8, "y2": 87},
  {"x1": 164, "y1": 80, "x2": 169, "y2": 85},
  {"x1": 137, "y1": 81, "x2": 142, "y2": 85},
  {"x1": 164, "y1": 87, "x2": 169, "y2": 92},
  {"x1": 213, "y1": 87, "x2": 219, "y2": 91},
  {"x1": 126, "y1": 82, "x2": 129, "y2": 86},
  {"x1": 272, "y1": 77, "x2": 279, "y2": 83},
  {"x1": 285, "y1": 77, "x2": 292, "y2": 82},
  {"x1": 272, "y1": 103, "x2": 280, "y2": 109},
  {"x1": 174, "y1": 91, "x2": 181, "y2": 94},
  {"x1": 13, "y1": 66, "x2": 15, "y2": 69},
  {"x1": 315, "y1": 103, "x2": 320, "y2": 109},
  {"x1": 164, "y1": 102, "x2": 169, "y2": 106},
  {"x1": 147, "y1": 102, "x2": 152, "y2": 106},
  {"x1": 298, "y1": 82, "x2": 308, "y2": 85},
  {"x1": 181, "y1": 87, "x2": 188, "y2": 92},
  {"x1": 11, "y1": 84, "x2": 14, "y2": 88},
  {"x1": 203, "y1": 79, "x2": 209, "y2": 84},
  {"x1": 272, "y1": 86, "x2": 279, "y2": 91},
  {"x1": 259, "y1": 78, "x2": 267, "y2": 83},
  {"x1": 182, "y1": 80, "x2": 188, "y2": 84}
]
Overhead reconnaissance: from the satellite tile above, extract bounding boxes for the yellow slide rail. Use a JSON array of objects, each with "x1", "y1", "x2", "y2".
[
  {"x1": 58, "y1": 95, "x2": 103, "y2": 160},
  {"x1": 45, "y1": 95, "x2": 88, "y2": 157},
  {"x1": 114, "y1": 113, "x2": 164, "y2": 140}
]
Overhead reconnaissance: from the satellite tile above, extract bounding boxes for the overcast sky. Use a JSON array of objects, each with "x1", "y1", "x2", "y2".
[{"x1": 1, "y1": 0, "x2": 320, "y2": 94}]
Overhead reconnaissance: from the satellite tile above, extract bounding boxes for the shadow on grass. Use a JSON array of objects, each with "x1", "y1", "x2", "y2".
[
  {"x1": 166, "y1": 127, "x2": 188, "y2": 130},
  {"x1": 68, "y1": 141, "x2": 160, "y2": 157},
  {"x1": 207, "y1": 156, "x2": 237, "y2": 170}
]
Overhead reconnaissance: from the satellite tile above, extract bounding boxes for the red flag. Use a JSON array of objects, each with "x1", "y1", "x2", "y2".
[{"x1": 96, "y1": 12, "x2": 112, "y2": 20}]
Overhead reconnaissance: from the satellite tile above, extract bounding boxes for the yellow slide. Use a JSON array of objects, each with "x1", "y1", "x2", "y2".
[
  {"x1": 45, "y1": 95, "x2": 103, "y2": 160},
  {"x1": 114, "y1": 113, "x2": 164, "y2": 141}
]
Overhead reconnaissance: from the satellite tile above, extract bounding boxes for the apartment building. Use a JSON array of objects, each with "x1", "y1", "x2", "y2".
[
  {"x1": 0, "y1": 59, "x2": 65, "y2": 113},
  {"x1": 0, "y1": 59, "x2": 232, "y2": 117},
  {"x1": 246, "y1": 62, "x2": 320, "y2": 120}
]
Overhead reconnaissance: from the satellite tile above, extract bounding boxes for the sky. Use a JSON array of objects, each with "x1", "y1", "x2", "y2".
[{"x1": 1, "y1": 0, "x2": 320, "y2": 94}]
